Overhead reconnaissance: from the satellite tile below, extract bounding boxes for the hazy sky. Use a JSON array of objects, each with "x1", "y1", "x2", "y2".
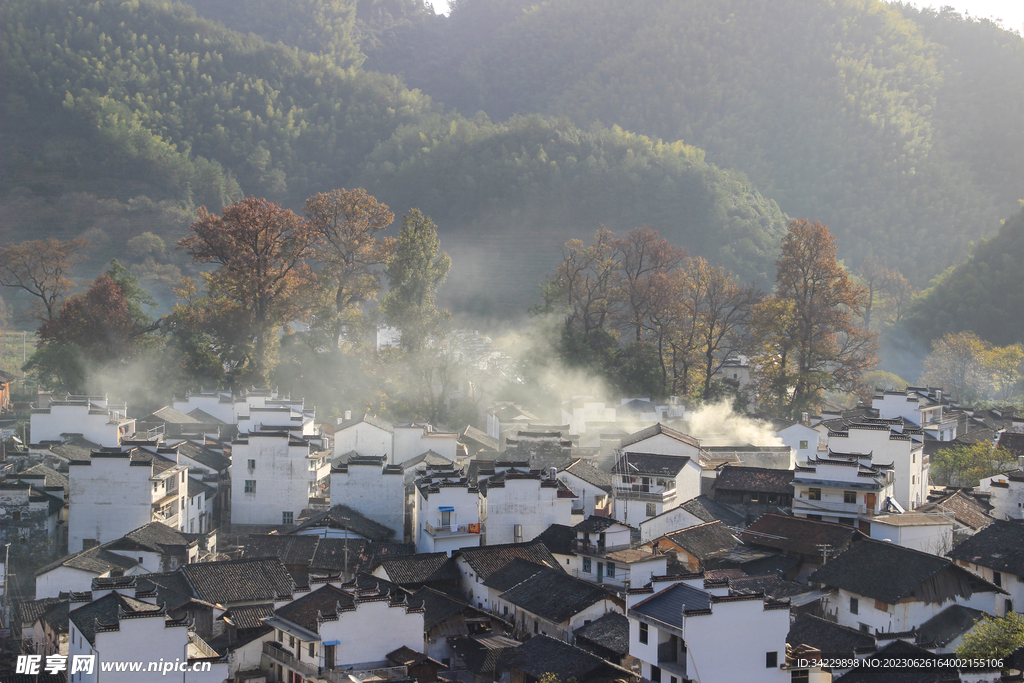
[{"x1": 910, "y1": 1, "x2": 1023, "y2": 32}]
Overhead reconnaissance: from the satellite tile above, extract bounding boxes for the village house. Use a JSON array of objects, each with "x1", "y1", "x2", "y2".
[
  {"x1": 611, "y1": 451, "x2": 702, "y2": 527},
  {"x1": 27, "y1": 599, "x2": 69, "y2": 658},
  {"x1": 499, "y1": 634, "x2": 636, "y2": 683},
  {"x1": 809, "y1": 538, "x2": 1005, "y2": 633},
  {"x1": 626, "y1": 575, "x2": 791, "y2": 683},
  {"x1": 768, "y1": 416, "x2": 821, "y2": 463},
  {"x1": 491, "y1": 563, "x2": 622, "y2": 642},
  {"x1": 866, "y1": 511, "x2": 954, "y2": 553},
  {"x1": 67, "y1": 447, "x2": 191, "y2": 551},
  {"x1": 873, "y1": 388, "x2": 959, "y2": 442},
  {"x1": 0, "y1": 480, "x2": 62, "y2": 567},
  {"x1": 263, "y1": 581, "x2": 424, "y2": 681},
  {"x1": 946, "y1": 519, "x2": 1024, "y2": 615},
  {"x1": 333, "y1": 411, "x2": 393, "y2": 460},
  {"x1": 413, "y1": 465, "x2": 482, "y2": 554},
  {"x1": 739, "y1": 513, "x2": 863, "y2": 581},
  {"x1": 792, "y1": 449, "x2": 896, "y2": 532},
  {"x1": 710, "y1": 464, "x2": 794, "y2": 510},
  {"x1": 572, "y1": 611, "x2": 631, "y2": 665},
  {"x1": 502, "y1": 431, "x2": 574, "y2": 471},
  {"x1": 979, "y1": 468, "x2": 1024, "y2": 521},
  {"x1": 569, "y1": 517, "x2": 665, "y2": 587},
  {"x1": 329, "y1": 455, "x2": 405, "y2": 538},
  {"x1": 394, "y1": 422, "x2": 459, "y2": 464},
  {"x1": 485, "y1": 403, "x2": 539, "y2": 442},
  {"x1": 409, "y1": 585, "x2": 511, "y2": 665},
  {"x1": 30, "y1": 395, "x2": 135, "y2": 448},
  {"x1": 230, "y1": 430, "x2": 331, "y2": 527},
  {"x1": 373, "y1": 552, "x2": 461, "y2": 594},
  {"x1": 646, "y1": 520, "x2": 739, "y2": 573},
  {"x1": 620, "y1": 423, "x2": 702, "y2": 459},
  {"x1": 917, "y1": 488, "x2": 995, "y2": 543},
  {"x1": 828, "y1": 421, "x2": 928, "y2": 510},
  {"x1": 479, "y1": 468, "x2": 575, "y2": 545},
  {"x1": 638, "y1": 496, "x2": 744, "y2": 542},
  {"x1": 453, "y1": 540, "x2": 562, "y2": 612},
  {"x1": 67, "y1": 589, "x2": 226, "y2": 683},
  {"x1": 558, "y1": 459, "x2": 613, "y2": 519}
]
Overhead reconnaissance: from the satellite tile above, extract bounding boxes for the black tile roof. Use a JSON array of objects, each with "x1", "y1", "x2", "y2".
[
  {"x1": 149, "y1": 406, "x2": 200, "y2": 424},
  {"x1": 134, "y1": 571, "x2": 195, "y2": 611},
  {"x1": 309, "y1": 539, "x2": 415, "y2": 575},
  {"x1": 787, "y1": 613, "x2": 876, "y2": 658},
  {"x1": 15, "y1": 597, "x2": 64, "y2": 626},
  {"x1": 946, "y1": 519, "x2": 1024, "y2": 575},
  {"x1": 499, "y1": 567, "x2": 611, "y2": 623},
  {"x1": 534, "y1": 524, "x2": 577, "y2": 556},
  {"x1": 714, "y1": 466, "x2": 794, "y2": 495},
  {"x1": 457, "y1": 540, "x2": 562, "y2": 582},
  {"x1": 834, "y1": 640, "x2": 954, "y2": 683},
  {"x1": 449, "y1": 635, "x2": 520, "y2": 675},
  {"x1": 662, "y1": 521, "x2": 739, "y2": 560},
  {"x1": 675, "y1": 495, "x2": 745, "y2": 527},
  {"x1": 572, "y1": 611, "x2": 630, "y2": 656},
  {"x1": 175, "y1": 441, "x2": 230, "y2": 471},
  {"x1": 611, "y1": 452, "x2": 692, "y2": 477},
  {"x1": 181, "y1": 557, "x2": 295, "y2": 604},
  {"x1": 244, "y1": 535, "x2": 320, "y2": 566},
  {"x1": 410, "y1": 586, "x2": 474, "y2": 631},
  {"x1": 482, "y1": 559, "x2": 546, "y2": 592},
  {"x1": 916, "y1": 604, "x2": 986, "y2": 649},
  {"x1": 809, "y1": 538, "x2": 1002, "y2": 605},
  {"x1": 35, "y1": 546, "x2": 138, "y2": 577},
  {"x1": 19, "y1": 464, "x2": 69, "y2": 492},
  {"x1": 69, "y1": 592, "x2": 165, "y2": 645},
  {"x1": 729, "y1": 574, "x2": 816, "y2": 600},
  {"x1": 630, "y1": 583, "x2": 712, "y2": 626},
  {"x1": 105, "y1": 522, "x2": 193, "y2": 554},
  {"x1": 276, "y1": 584, "x2": 354, "y2": 632},
  {"x1": 741, "y1": 513, "x2": 861, "y2": 557},
  {"x1": 620, "y1": 423, "x2": 699, "y2": 449},
  {"x1": 497, "y1": 634, "x2": 633, "y2": 681},
  {"x1": 574, "y1": 516, "x2": 633, "y2": 534},
  {"x1": 338, "y1": 413, "x2": 394, "y2": 434},
  {"x1": 562, "y1": 459, "x2": 613, "y2": 492},
  {"x1": 379, "y1": 553, "x2": 461, "y2": 585},
  {"x1": 222, "y1": 603, "x2": 276, "y2": 630},
  {"x1": 918, "y1": 490, "x2": 993, "y2": 530},
  {"x1": 292, "y1": 505, "x2": 396, "y2": 542}
]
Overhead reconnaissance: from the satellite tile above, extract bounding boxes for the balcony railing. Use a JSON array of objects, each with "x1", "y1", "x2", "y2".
[
  {"x1": 613, "y1": 486, "x2": 676, "y2": 503},
  {"x1": 424, "y1": 522, "x2": 479, "y2": 537},
  {"x1": 263, "y1": 642, "x2": 318, "y2": 679},
  {"x1": 657, "y1": 641, "x2": 687, "y2": 678},
  {"x1": 263, "y1": 643, "x2": 408, "y2": 683},
  {"x1": 794, "y1": 499, "x2": 868, "y2": 515},
  {"x1": 571, "y1": 539, "x2": 632, "y2": 555}
]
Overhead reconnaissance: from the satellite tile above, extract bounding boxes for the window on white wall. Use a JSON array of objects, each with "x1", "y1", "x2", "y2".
[
  {"x1": 283, "y1": 511, "x2": 294, "y2": 525},
  {"x1": 244, "y1": 480, "x2": 256, "y2": 493}
]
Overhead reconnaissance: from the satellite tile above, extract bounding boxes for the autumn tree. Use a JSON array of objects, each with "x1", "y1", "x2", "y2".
[
  {"x1": 380, "y1": 209, "x2": 451, "y2": 351},
  {"x1": 756, "y1": 219, "x2": 877, "y2": 417},
  {"x1": 180, "y1": 197, "x2": 316, "y2": 384},
  {"x1": 551, "y1": 227, "x2": 620, "y2": 337},
  {"x1": 986, "y1": 344, "x2": 1024, "y2": 404},
  {"x1": 614, "y1": 226, "x2": 685, "y2": 343},
  {"x1": 0, "y1": 237, "x2": 89, "y2": 322},
  {"x1": 304, "y1": 188, "x2": 396, "y2": 346},
  {"x1": 25, "y1": 261, "x2": 159, "y2": 391}
]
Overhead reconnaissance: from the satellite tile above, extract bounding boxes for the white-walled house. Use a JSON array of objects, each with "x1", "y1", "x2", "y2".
[
  {"x1": 627, "y1": 577, "x2": 791, "y2": 683},
  {"x1": 792, "y1": 450, "x2": 896, "y2": 531},
  {"x1": 230, "y1": 431, "x2": 331, "y2": 527},
  {"x1": 979, "y1": 469, "x2": 1024, "y2": 521},
  {"x1": 873, "y1": 388, "x2": 959, "y2": 441},
  {"x1": 485, "y1": 403, "x2": 539, "y2": 441},
  {"x1": 947, "y1": 520, "x2": 1024, "y2": 616},
  {"x1": 828, "y1": 422, "x2": 928, "y2": 509},
  {"x1": 610, "y1": 452, "x2": 702, "y2": 527},
  {"x1": 394, "y1": 423, "x2": 459, "y2": 465},
  {"x1": 329, "y1": 455, "x2": 405, "y2": 538},
  {"x1": 558, "y1": 459, "x2": 613, "y2": 518},
  {"x1": 413, "y1": 469, "x2": 482, "y2": 554},
  {"x1": 620, "y1": 423, "x2": 702, "y2": 458},
  {"x1": 772, "y1": 418, "x2": 822, "y2": 462},
  {"x1": 479, "y1": 469, "x2": 575, "y2": 546},
  {"x1": 868, "y1": 512, "x2": 953, "y2": 554},
  {"x1": 810, "y1": 538, "x2": 1005, "y2": 633},
  {"x1": 332, "y1": 412, "x2": 394, "y2": 460},
  {"x1": 68, "y1": 448, "x2": 189, "y2": 552},
  {"x1": 67, "y1": 590, "x2": 225, "y2": 683},
  {"x1": 265, "y1": 583, "x2": 424, "y2": 680},
  {"x1": 31, "y1": 397, "x2": 135, "y2": 448}
]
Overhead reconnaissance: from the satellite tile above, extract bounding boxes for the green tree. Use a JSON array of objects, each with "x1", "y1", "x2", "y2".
[
  {"x1": 380, "y1": 209, "x2": 451, "y2": 351},
  {"x1": 921, "y1": 331, "x2": 991, "y2": 403},
  {"x1": 930, "y1": 443, "x2": 1015, "y2": 488},
  {"x1": 957, "y1": 613, "x2": 1024, "y2": 660}
]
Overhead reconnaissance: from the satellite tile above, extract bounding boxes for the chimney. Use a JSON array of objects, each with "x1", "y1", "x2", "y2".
[
  {"x1": 344, "y1": 410, "x2": 352, "y2": 421},
  {"x1": 801, "y1": 412, "x2": 809, "y2": 426},
  {"x1": 935, "y1": 390, "x2": 942, "y2": 403},
  {"x1": 548, "y1": 467, "x2": 557, "y2": 481}
]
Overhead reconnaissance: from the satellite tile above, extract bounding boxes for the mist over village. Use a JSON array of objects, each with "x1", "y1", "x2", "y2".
[{"x1": 2, "y1": 1, "x2": 1024, "y2": 683}]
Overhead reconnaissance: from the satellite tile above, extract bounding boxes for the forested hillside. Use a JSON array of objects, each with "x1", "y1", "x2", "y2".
[
  {"x1": 343, "y1": 0, "x2": 1024, "y2": 283},
  {"x1": 906, "y1": 207, "x2": 1024, "y2": 346},
  {"x1": 0, "y1": 0, "x2": 789, "y2": 315}
]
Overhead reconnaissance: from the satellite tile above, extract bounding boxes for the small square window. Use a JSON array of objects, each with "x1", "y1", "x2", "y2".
[
  {"x1": 244, "y1": 480, "x2": 256, "y2": 493},
  {"x1": 808, "y1": 488, "x2": 821, "y2": 501},
  {"x1": 607, "y1": 563, "x2": 616, "y2": 577},
  {"x1": 799, "y1": 440, "x2": 809, "y2": 449},
  {"x1": 646, "y1": 502, "x2": 657, "y2": 516},
  {"x1": 844, "y1": 491, "x2": 856, "y2": 504},
  {"x1": 766, "y1": 651, "x2": 778, "y2": 668},
  {"x1": 283, "y1": 511, "x2": 294, "y2": 525}
]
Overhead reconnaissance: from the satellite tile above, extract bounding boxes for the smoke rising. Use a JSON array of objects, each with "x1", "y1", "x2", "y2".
[{"x1": 682, "y1": 400, "x2": 783, "y2": 446}]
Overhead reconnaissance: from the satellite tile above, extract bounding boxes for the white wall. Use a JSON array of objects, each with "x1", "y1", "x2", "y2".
[
  {"x1": 333, "y1": 422, "x2": 391, "y2": 459},
  {"x1": 32, "y1": 404, "x2": 125, "y2": 447},
  {"x1": 683, "y1": 599, "x2": 790, "y2": 683},
  {"x1": 394, "y1": 426, "x2": 458, "y2": 465},
  {"x1": 870, "y1": 520, "x2": 953, "y2": 554},
  {"x1": 36, "y1": 566, "x2": 100, "y2": 599},
  {"x1": 558, "y1": 471, "x2": 608, "y2": 518},
  {"x1": 329, "y1": 462, "x2": 405, "y2": 538},
  {"x1": 640, "y1": 506, "x2": 706, "y2": 543},
  {"x1": 69, "y1": 456, "x2": 152, "y2": 551},
  {"x1": 414, "y1": 486, "x2": 481, "y2": 554},
  {"x1": 622, "y1": 434, "x2": 701, "y2": 458},
  {"x1": 172, "y1": 393, "x2": 237, "y2": 424},
  {"x1": 827, "y1": 587, "x2": 997, "y2": 633},
  {"x1": 980, "y1": 476, "x2": 1024, "y2": 521},
  {"x1": 318, "y1": 600, "x2": 424, "y2": 666},
  {"x1": 778, "y1": 423, "x2": 820, "y2": 462},
  {"x1": 832, "y1": 427, "x2": 926, "y2": 509},
  {"x1": 231, "y1": 434, "x2": 329, "y2": 526},
  {"x1": 482, "y1": 478, "x2": 572, "y2": 546}
]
